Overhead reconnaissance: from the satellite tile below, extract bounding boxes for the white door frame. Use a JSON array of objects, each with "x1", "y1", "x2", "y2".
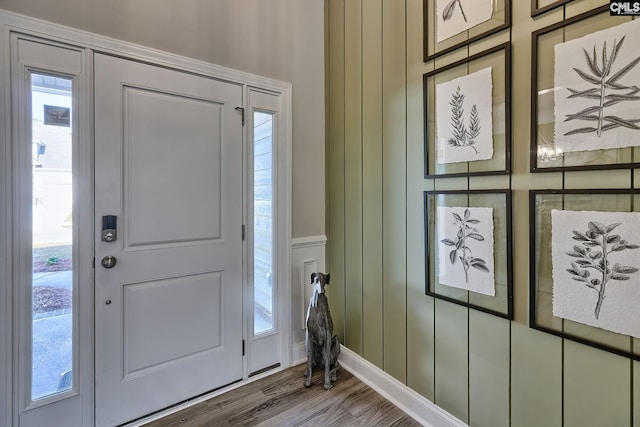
[{"x1": 0, "y1": 9, "x2": 292, "y2": 426}]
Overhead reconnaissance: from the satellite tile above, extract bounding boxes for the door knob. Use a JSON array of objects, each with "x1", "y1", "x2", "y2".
[{"x1": 101, "y1": 255, "x2": 117, "y2": 269}]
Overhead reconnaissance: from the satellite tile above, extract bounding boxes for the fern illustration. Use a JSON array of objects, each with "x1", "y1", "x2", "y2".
[
  {"x1": 442, "y1": 0, "x2": 467, "y2": 22},
  {"x1": 447, "y1": 86, "x2": 481, "y2": 154},
  {"x1": 467, "y1": 104, "x2": 481, "y2": 146},
  {"x1": 564, "y1": 36, "x2": 640, "y2": 137}
]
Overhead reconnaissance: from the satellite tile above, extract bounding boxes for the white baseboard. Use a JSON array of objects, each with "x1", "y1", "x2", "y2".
[{"x1": 338, "y1": 346, "x2": 468, "y2": 427}]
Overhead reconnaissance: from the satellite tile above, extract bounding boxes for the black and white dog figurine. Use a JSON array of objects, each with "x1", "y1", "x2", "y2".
[{"x1": 304, "y1": 272, "x2": 340, "y2": 390}]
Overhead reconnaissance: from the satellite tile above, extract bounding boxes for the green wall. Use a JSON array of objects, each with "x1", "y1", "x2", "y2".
[{"x1": 326, "y1": 1, "x2": 638, "y2": 426}]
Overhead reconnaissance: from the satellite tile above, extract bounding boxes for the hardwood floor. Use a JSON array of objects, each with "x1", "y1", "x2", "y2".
[{"x1": 143, "y1": 364, "x2": 421, "y2": 426}]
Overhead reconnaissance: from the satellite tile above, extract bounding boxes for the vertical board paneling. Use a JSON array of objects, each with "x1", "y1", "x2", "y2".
[
  {"x1": 468, "y1": 311, "x2": 509, "y2": 427},
  {"x1": 434, "y1": 300, "x2": 469, "y2": 423},
  {"x1": 509, "y1": 0, "x2": 563, "y2": 425},
  {"x1": 564, "y1": 341, "x2": 631, "y2": 427},
  {"x1": 406, "y1": 0, "x2": 435, "y2": 400},
  {"x1": 327, "y1": 0, "x2": 639, "y2": 425},
  {"x1": 635, "y1": 362, "x2": 640, "y2": 427},
  {"x1": 381, "y1": 0, "x2": 407, "y2": 383},
  {"x1": 327, "y1": 0, "x2": 346, "y2": 341},
  {"x1": 510, "y1": 324, "x2": 562, "y2": 427},
  {"x1": 361, "y1": 0, "x2": 384, "y2": 368},
  {"x1": 344, "y1": 0, "x2": 363, "y2": 355}
]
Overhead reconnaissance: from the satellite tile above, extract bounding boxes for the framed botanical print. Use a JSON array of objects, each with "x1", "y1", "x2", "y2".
[
  {"x1": 425, "y1": 189, "x2": 513, "y2": 319},
  {"x1": 531, "y1": 6, "x2": 640, "y2": 172},
  {"x1": 424, "y1": 0, "x2": 511, "y2": 61},
  {"x1": 530, "y1": 189, "x2": 640, "y2": 360},
  {"x1": 424, "y1": 42, "x2": 511, "y2": 177}
]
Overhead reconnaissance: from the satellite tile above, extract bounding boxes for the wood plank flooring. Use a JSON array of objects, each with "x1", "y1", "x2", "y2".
[{"x1": 143, "y1": 364, "x2": 421, "y2": 426}]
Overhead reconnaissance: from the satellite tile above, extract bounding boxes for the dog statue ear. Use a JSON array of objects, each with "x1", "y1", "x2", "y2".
[
  {"x1": 326, "y1": 274, "x2": 330, "y2": 284},
  {"x1": 310, "y1": 272, "x2": 316, "y2": 284}
]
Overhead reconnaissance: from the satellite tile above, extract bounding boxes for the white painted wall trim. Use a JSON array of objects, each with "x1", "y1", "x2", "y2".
[
  {"x1": 0, "y1": 10, "x2": 11, "y2": 425},
  {"x1": 339, "y1": 346, "x2": 468, "y2": 427},
  {"x1": 291, "y1": 235, "x2": 327, "y2": 249}
]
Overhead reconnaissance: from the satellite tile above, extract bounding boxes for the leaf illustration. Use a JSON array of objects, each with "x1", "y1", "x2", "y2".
[
  {"x1": 602, "y1": 116, "x2": 640, "y2": 130},
  {"x1": 471, "y1": 263, "x2": 490, "y2": 273},
  {"x1": 606, "y1": 223, "x2": 622, "y2": 232},
  {"x1": 449, "y1": 249, "x2": 457, "y2": 264},
  {"x1": 442, "y1": 0, "x2": 467, "y2": 22},
  {"x1": 588, "y1": 221, "x2": 607, "y2": 235},
  {"x1": 572, "y1": 231, "x2": 588, "y2": 241},
  {"x1": 606, "y1": 234, "x2": 621, "y2": 243},
  {"x1": 613, "y1": 265, "x2": 639, "y2": 274},
  {"x1": 611, "y1": 274, "x2": 630, "y2": 280},
  {"x1": 467, "y1": 233, "x2": 485, "y2": 241},
  {"x1": 567, "y1": 88, "x2": 600, "y2": 98},
  {"x1": 466, "y1": 104, "x2": 481, "y2": 144},
  {"x1": 442, "y1": 0, "x2": 456, "y2": 21},
  {"x1": 583, "y1": 48, "x2": 602, "y2": 77},
  {"x1": 606, "y1": 55, "x2": 640, "y2": 84},
  {"x1": 441, "y1": 238, "x2": 456, "y2": 246},
  {"x1": 573, "y1": 67, "x2": 601, "y2": 85}
]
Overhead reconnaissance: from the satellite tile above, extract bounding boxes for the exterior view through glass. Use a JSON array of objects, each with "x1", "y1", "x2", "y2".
[
  {"x1": 254, "y1": 111, "x2": 274, "y2": 334},
  {"x1": 31, "y1": 73, "x2": 74, "y2": 399}
]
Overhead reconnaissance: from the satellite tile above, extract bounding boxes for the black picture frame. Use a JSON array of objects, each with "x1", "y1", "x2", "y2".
[
  {"x1": 531, "y1": 0, "x2": 574, "y2": 17},
  {"x1": 423, "y1": 0, "x2": 511, "y2": 62},
  {"x1": 531, "y1": 5, "x2": 640, "y2": 172},
  {"x1": 423, "y1": 42, "x2": 511, "y2": 178},
  {"x1": 530, "y1": 188, "x2": 640, "y2": 360},
  {"x1": 424, "y1": 189, "x2": 513, "y2": 320}
]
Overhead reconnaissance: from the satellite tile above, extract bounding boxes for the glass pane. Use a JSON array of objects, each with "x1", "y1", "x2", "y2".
[
  {"x1": 31, "y1": 73, "x2": 73, "y2": 399},
  {"x1": 254, "y1": 111, "x2": 274, "y2": 334}
]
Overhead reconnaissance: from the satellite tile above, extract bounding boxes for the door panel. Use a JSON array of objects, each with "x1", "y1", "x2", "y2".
[
  {"x1": 94, "y1": 54, "x2": 243, "y2": 427},
  {"x1": 123, "y1": 87, "x2": 223, "y2": 247},
  {"x1": 123, "y1": 273, "x2": 223, "y2": 376}
]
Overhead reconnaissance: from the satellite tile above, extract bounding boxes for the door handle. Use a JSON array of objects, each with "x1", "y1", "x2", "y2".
[
  {"x1": 102, "y1": 215, "x2": 117, "y2": 242},
  {"x1": 101, "y1": 255, "x2": 117, "y2": 269}
]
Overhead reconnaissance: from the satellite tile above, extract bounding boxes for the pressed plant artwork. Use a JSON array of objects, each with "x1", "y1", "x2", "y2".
[
  {"x1": 436, "y1": 67, "x2": 493, "y2": 164},
  {"x1": 554, "y1": 19, "x2": 640, "y2": 153},
  {"x1": 552, "y1": 210, "x2": 640, "y2": 338},
  {"x1": 436, "y1": 0, "x2": 492, "y2": 43},
  {"x1": 437, "y1": 206, "x2": 495, "y2": 296},
  {"x1": 447, "y1": 86, "x2": 482, "y2": 154}
]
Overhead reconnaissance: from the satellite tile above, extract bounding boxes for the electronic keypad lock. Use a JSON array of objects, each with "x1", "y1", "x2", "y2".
[{"x1": 102, "y1": 215, "x2": 117, "y2": 242}]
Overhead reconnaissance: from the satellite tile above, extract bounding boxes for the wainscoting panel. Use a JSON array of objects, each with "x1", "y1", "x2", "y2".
[{"x1": 291, "y1": 235, "x2": 327, "y2": 361}]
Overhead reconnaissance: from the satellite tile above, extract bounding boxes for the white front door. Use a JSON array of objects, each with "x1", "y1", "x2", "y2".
[{"x1": 94, "y1": 54, "x2": 244, "y2": 427}]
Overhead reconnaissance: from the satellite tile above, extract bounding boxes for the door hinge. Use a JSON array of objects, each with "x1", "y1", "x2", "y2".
[
  {"x1": 242, "y1": 339, "x2": 245, "y2": 356},
  {"x1": 92, "y1": 257, "x2": 95, "y2": 269},
  {"x1": 235, "y1": 106, "x2": 245, "y2": 126},
  {"x1": 242, "y1": 224, "x2": 246, "y2": 240}
]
